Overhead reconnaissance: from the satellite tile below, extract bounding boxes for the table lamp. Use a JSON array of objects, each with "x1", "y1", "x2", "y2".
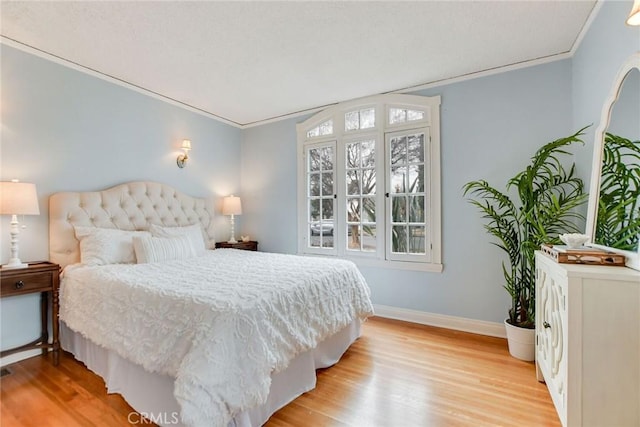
[
  {"x1": 222, "y1": 195, "x2": 242, "y2": 244},
  {"x1": 0, "y1": 180, "x2": 40, "y2": 269}
]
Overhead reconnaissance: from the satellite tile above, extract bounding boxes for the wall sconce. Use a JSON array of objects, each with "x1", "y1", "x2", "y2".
[
  {"x1": 628, "y1": 0, "x2": 640, "y2": 25},
  {"x1": 0, "y1": 180, "x2": 40, "y2": 269},
  {"x1": 222, "y1": 195, "x2": 242, "y2": 243},
  {"x1": 176, "y1": 139, "x2": 192, "y2": 168}
]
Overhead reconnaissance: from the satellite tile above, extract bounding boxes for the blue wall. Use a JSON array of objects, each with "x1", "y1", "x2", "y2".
[
  {"x1": 2, "y1": 0, "x2": 638, "y2": 364},
  {"x1": 572, "y1": 0, "x2": 640, "y2": 176},
  {"x1": 0, "y1": 44, "x2": 242, "y2": 362},
  {"x1": 241, "y1": 60, "x2": 574, "y2": 323},
  {"x1": 242, "y1": 0, "x2": 640, "y2": 325}
]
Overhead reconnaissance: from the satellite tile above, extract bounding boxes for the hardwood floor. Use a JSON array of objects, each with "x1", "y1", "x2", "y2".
[{"x1": 0, "y1": 317, "x2": 560, "y2": 426}]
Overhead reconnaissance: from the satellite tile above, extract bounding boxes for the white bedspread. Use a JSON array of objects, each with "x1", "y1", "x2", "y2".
[{"x1": 60, "y1": 249, "x2": 374, "y2": 427}]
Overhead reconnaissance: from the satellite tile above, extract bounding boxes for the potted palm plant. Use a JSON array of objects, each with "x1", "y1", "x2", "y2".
[{"x1": 463, "y1": 128, "x2": 589, "y2": 361}]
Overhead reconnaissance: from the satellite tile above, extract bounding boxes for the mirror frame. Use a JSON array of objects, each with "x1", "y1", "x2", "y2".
[{"x1": 585, "y1": 52, "x2": 640, "y2": 270}]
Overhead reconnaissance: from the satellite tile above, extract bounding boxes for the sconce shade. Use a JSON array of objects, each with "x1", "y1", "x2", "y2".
[
  {"x1": 181, "y1": 139, "x2": 192, "y2": 151},
  {"x1": 0, "y1": 182, "x2": 40, "y2": 215},
  {"x1": 628, "y1": 0, "x2": 640, "y2": 25},
  {"x1": 222, "y1": 195, "x2": 242, "y2": 216}
]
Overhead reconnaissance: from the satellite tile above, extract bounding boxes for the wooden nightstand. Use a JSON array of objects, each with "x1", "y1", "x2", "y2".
[
  {"x1": 0, "y1": 261, "x2": 61, "y2": 366},
  {"x1": 215, "y1": 241, "x2": 258, "y2": 251}
]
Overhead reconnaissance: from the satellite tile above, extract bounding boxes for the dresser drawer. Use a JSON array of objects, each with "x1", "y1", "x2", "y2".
[{"x1": 1, "y1": 271, "x2": 53, "y2": 295}]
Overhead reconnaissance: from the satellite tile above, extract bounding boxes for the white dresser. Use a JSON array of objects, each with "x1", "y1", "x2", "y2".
[{"x1": 534, "y1": 252, "x2": 640, "y2": 426}]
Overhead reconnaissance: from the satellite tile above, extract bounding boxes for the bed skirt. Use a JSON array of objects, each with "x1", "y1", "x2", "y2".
[{"x1": 61, "y1": 319, "x2": 361, "y2": 427}]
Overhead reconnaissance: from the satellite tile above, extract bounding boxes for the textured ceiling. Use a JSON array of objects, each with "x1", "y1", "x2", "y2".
[{"x1": 1, "y1": 1, "x2": 597, "y2": 127}]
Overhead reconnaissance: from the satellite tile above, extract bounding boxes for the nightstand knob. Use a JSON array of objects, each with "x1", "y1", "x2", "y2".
[
  {"x1": 543, "y1": 321, "x2": 551, "y2": 329},
  {"x1": 14, "y1": 280, "x2": 24, "y2": 290}
]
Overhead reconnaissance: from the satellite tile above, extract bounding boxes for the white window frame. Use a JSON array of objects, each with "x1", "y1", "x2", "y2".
[
  {"x1": 303, "y1": 140, "x2": 337, "y2": 256},
  {"x1": 385, "y1": 127, "x2": 431, "y2": 263},
  {"x1": 386, "y1": 105, "x2": 430, "y2": 129},
  {"x1": 296, "y1": 94, "x2": 442, "y2": 272},
  {"x1": 342, "y1": 132, "x2": 384, "y2": 259},
  {"x1": 306, "y1": 118, "x2": 335, "y2": 139},
  {"x1": 344, "y1": 104, "x2": 378, "y2": 133}
]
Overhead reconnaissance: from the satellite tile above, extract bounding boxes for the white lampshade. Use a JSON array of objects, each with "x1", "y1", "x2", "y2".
[
  {"x1": 627, "y1": 0, "x2": 640, "y2": 25},
  {"x1": 181, "y1": 139, "x2": 192, "y2": 151},
  {"x1": 0, "y1": 181, "x2": 40, "y2": 215},
  {"x1": 222, "y1": 195, "x2": 242, "y2": 216}
]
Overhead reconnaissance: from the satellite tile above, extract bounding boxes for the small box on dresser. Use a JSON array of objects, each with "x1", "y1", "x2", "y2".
[{"x1": 535, "y1": 251, "x2": 640, "y2": 427}]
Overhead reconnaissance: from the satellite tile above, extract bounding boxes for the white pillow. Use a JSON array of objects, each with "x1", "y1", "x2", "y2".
[
  {"x1": 149, "y1": 223, "x2": 207, "y2": 254},
  {"x1": 133, "y1": 235, "x2": 196, "y2": 264},
  {"x1": 74, "y1": 227, "x2": 150, "y2": 266}
]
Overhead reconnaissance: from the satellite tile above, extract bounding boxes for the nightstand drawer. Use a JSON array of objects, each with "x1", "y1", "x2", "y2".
[
  {"x1": 1, "y1": 271, "x2": 53, "y2": 295},
  {"x1": 215, "y1": 241, "x2": 258, "y2": 251}
]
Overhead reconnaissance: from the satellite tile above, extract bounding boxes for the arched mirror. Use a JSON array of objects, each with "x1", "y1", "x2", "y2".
[{"x1": 586, "y1": 53, "x2": 640, "y2": 270}]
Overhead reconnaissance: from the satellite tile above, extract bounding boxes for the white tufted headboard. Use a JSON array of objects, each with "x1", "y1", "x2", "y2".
[{"x1": 49, "y1": 181, "x2": 216, "y2": 268}]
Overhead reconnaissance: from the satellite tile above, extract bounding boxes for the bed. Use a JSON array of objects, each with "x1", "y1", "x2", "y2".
[{"x1": 49, "y1": 181, "x2": 374, "y2": 427}]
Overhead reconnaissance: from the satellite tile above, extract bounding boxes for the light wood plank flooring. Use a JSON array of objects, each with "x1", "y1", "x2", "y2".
[{"x1": 1, "y1": 317, "x2": 560, "y2": 426}]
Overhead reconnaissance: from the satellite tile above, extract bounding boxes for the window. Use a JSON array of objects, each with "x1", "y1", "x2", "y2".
[
  {"x1": 346, "y1": 139, "x2": 377, "y2": 253},
  {"x1": 345, "y1": 108, "x2": 375, "y2": 131},
  {"x1": 387, "y1": 129, "x2": 429, "y2": 262},
  {"x1": 306, "y1": 120, "x2": 334, "y2": 138},
  {"x1": 305, "y1": 142, "x2": 336, "y2": 252},
  {"x1": 388, "y1": 107, "x2": 426, "y2": 125},
  {"x1": 297, "y1": 94, "x2": 441, "y2": 272}
]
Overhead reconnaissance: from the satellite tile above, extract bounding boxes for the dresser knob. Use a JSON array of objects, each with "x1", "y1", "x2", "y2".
[
  {"x1": 14, "y1": 280, "x2": 24, "y2": 290},
  {"x1": 543, "y1": 321, "x2": 551, "y2": 329}
]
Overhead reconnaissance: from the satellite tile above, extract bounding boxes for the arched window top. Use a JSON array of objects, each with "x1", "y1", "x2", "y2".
[
  {"x1": 299, "y1": 94, "x2": 440, "y2": 141},
  {"x1": 306, "y1": 119, "x2": 334, "y2": 139},
  {"x1": 388, "y1": 107, "x2": 426, "y2": 125},
  {"x1": 345, "y1": 107, "x2": 376, "y2": 132}
]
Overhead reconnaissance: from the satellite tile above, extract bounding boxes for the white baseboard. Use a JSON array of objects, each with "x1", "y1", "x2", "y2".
[
  {"x1": 373, "y1": 304, "x2": 506, "y2": 338},
  {"x1": 1, "y1": 349, "x2": 43, "y2": 367}
]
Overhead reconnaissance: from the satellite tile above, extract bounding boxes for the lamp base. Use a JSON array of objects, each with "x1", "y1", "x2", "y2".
[
  {"x1": 2, "y1": 261, "x2": 28, "y2": 270},
  {"x1": 227, "y1": 214, "x2": 238, "y2": 244},
  {"x1": 5, "y1": 216, "x2": 28, "y2": 270}
]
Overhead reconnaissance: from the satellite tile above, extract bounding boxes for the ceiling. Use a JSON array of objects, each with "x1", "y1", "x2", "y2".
[{"x1": 1, "y1": 1, "x2": 597, "y2": 127}]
